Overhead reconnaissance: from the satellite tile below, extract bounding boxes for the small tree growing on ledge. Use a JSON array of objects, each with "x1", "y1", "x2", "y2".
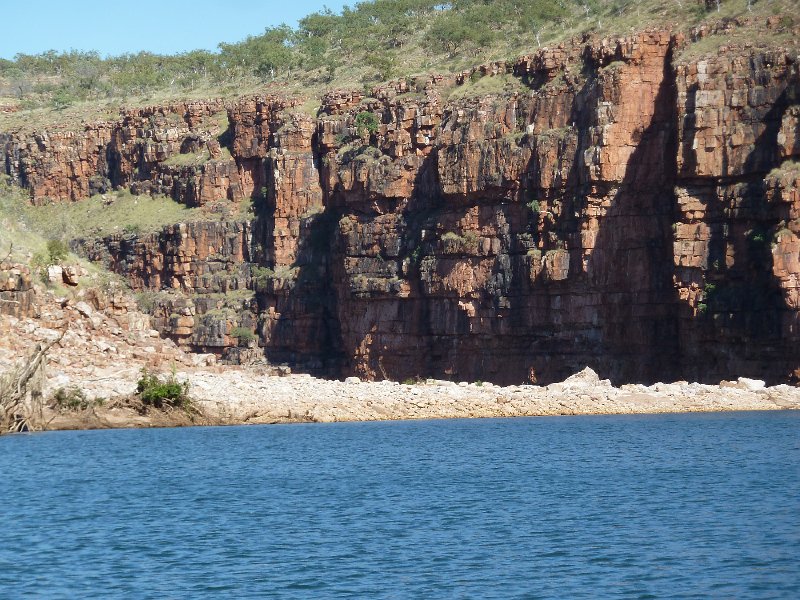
[
  {"x1": 230, "y1": 326, "x2": 257, "y2": 347},
  {"x1": 46, "y1": 239, "x2": 69, "y2": 263},
  {"x1": 354, "y1": 111, "x2": 380, "y2": 142}
]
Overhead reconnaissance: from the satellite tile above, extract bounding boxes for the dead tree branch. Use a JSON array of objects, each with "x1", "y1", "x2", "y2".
[{"x1": 0, "y1": 327, "x2": 67, "y2": 434}]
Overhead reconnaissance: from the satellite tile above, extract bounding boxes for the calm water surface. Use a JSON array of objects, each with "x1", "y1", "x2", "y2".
[{"x1": 1, "y1": 411, "x2": 798, "y2": 598}]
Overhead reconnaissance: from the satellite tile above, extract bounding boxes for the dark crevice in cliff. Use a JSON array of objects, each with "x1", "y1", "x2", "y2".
[
  {"x1": 247, "y1": 128, "x2": 346, "y2": 376},
  {"x1": 395, "y1": 154, "x2": 446, "y2": 381},
  {"x1": 585, "y1": 39, "x2": 681, "y2": 384}
]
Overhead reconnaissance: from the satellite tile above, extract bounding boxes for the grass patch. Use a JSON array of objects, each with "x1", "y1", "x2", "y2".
[
  {"x1": 162, "y1": 146, "x2": 233, "y2": 168},
  {"x1": 162, "y1": 150, "x2": 213, "y2": 167},
  {"x1": 2, "y1": 186, "x2": 205, "y2": 242},
  {"x1": 676, "y1": 28, "x2": 794, "y2": 64},
  {"x1": 134, "y1": 289, "x2": 178, "y2": 314},
  {"x1": 446, "y1": 73, "x2": 530, "y2": 101},
  {"x1": 441, "y1": 230, "x2": 480, "y2": 254},
  {"x1": 1, "y1": 179, "x2": 205, "y2": 295}
]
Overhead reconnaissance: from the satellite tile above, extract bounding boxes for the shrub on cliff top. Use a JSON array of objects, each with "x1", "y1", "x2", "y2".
[{"x1": 1, "y1": 0, "x2": 795, "y2": 120}]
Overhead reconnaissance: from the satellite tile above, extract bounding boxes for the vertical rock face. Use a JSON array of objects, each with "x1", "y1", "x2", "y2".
[
  {"x1": 76, "y1": 220, "x2": 255, "y2": 355},
  {"x1": 673, "y1": 42, "x2": 800, "y2": 381},
  {"x1": 327, "y1": 30, "x2": 686, "y2": 384},
  {"x1": 3, "y1": 100, "x2": 244, "y2": 206},
  {"x1": 5, "y1": 23, "x2": 800, "y2": 384},
  {"x1": 3, "y1": 125, "x2": 114, "y2": 202}
]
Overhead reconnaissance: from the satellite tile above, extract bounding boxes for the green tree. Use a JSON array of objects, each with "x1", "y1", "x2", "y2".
[
  {"x1": 46, "y1": 239, "x2": 69, "y2": 263},
  {"x1": 355, "y1": 111, "x2": 380, "y2": 140}
]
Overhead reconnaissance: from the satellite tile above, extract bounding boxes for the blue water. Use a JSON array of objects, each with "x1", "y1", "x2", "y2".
[{"x1": 1, "y1": 411, "x2": 798, "y2": 598}]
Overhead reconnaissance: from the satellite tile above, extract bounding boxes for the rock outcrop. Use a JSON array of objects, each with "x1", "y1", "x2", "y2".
[
  {"x1": 0, "y1": 262, "x2": 36, "y2": 318},
  {"x1": 1, "y1": 100, "x2": 243, "y2": 206},
  {"x1": 4, "y1": 20, "x2": 800, "y2": 385}
]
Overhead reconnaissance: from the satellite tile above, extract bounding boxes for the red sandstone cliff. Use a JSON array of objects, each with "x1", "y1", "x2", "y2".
[{"x1": 6, "y1": 20, "x2": 800, "y2": 384}]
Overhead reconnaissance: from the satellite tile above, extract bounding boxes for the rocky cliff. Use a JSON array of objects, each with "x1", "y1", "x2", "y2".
[{"x1": 5, "y1": 19, "x2": 800, "y2": 384}]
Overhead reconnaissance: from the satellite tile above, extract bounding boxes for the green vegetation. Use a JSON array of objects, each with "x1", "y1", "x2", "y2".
[
  {"x1": 747, "y1": 228, "x2": 769, "y2": 248},
  {"x1": 45, "y1": 239, "x2": 69, "y2": 263},
  {"x1": 1, "y1": 0, "x2": 792, "y2": 129},
  {"x1": 162, "y1": 146, "x2": 233, "y2": 168},
  {"x1": 134, "y1": 290, "x2": 176, "y2": 314},
  {"x1": 0, "y1": 183, "x2": 205, "y2": 246},
  {"x1": 409, "y1": 244, "x2": 426, "y2": 265},
  {"x1": 675, "y1": 24, "x2": 794, "y2": 64},
  {"x1": 136, "y1": 367, "x2": 191, "y2": 410},
  {"x1": 354, "y1": 111, "x2": 380, "y2": 139},
  {"x1": 251, "y1": 266, "x2": 276, "y2": 288},
  {"x1": 441, "y1": 230, "x2": 480, "y2": 254},
  {"x1": 252, "y1": 265, "x2": 299, "y2": 288},
  {"x1": 27, "y1": 237, "x2": 71, "y2": 281},
  {"x1": 49, "y1": 386, "x2": 102, "y2": 411},
  {"x1": 230, "y1": 326, "x2": 258, "y2": 345},
  {"x1": 446, "y1": 73, "x2": 531, "y2": 101},
  {"x1": 1, "y1": 176, "x2": 123, "y2": 287}
]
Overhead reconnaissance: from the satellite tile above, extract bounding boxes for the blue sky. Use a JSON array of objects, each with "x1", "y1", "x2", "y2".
[{"x1": 0, "y1": 1, "x2": 351, "y2": 59}]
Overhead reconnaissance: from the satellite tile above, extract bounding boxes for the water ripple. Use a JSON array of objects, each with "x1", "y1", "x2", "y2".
[{"x1": 1, "y1": 411, "x2": 798, "y2": 597}]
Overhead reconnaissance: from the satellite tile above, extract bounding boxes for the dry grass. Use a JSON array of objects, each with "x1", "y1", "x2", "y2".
[
  {"x1": 676, "y1": 26, "x2": 795, "y2": 63},
  {"x1": 162, "y1": 146, "x2": 233, "y2": 167},
  {"x1": 0, "y1": 183, "x2": 207, "y2": 260},
  {"x1": 445, "y1": 73, "x2": 532, "y2": 101},
  {"x1": 0, "y1": 1, "x2": 796, "y2": 139}
]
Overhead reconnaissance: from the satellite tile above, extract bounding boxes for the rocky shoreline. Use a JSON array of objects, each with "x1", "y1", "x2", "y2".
[
  {"x1": 42, "y1": 366, "x2": 800, "y2": 432},
  {"x1": 2, "y1": 277, "x2": 799, "y2": 434}
]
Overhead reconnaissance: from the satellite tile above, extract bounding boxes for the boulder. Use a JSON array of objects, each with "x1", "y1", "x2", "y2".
[
  {"x1": 74, "y1": 301, "x2": 94, "y2": 319},
  {"x1": 47, "y1": 265, "x2": 63, "y2": 284},
  {"x1": 737, "y1": 377, "x2": 766, "y2": 391},
  {"x1": 61, "y1": 265, "x2": 80, "y2": 286}
]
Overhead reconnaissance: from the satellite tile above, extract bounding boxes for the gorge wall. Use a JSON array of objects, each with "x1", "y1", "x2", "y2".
[{"x1": 4, "y1": 21, "x2": 800, "y2": 384}]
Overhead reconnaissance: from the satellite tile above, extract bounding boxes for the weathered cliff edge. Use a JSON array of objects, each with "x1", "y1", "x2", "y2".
[{"x1": 4, "y1": 20, "x2": 800, "y2": 386}]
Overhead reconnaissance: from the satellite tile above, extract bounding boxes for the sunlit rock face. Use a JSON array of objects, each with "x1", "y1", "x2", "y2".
[{"x1": 6, "y1": 26, "x2": 800, "y2": 384}]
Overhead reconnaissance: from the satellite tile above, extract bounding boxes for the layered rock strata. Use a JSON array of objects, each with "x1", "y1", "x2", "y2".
[{"x1": 5, "y1": 21, "x2": 800, "y2": 384}]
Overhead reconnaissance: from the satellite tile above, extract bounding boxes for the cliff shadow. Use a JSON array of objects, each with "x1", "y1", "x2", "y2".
[
  {"x1": 581, "y1": 47, "x2": 682, "y2": 384},
  {"x1": 247, "y1": 166, "x2": 346, "y2": 377}
]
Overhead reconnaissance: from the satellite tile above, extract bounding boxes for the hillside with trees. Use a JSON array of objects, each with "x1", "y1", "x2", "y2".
[{"x1": 0, "y1": 0, "x2": 794, "y2": 123}]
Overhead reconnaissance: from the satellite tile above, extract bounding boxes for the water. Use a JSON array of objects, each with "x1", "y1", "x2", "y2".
[{"x1": 1, "y1": 411, "x2": 798, "y2": 598}]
